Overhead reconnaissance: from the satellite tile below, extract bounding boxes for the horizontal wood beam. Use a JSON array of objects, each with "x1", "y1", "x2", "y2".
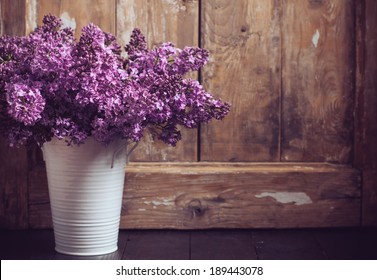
[
  {"x1": 28, "y1": 163, "x2": 361, "y2": 229},
  {"x1": 121, "y1": 163, "x2": 361, "y2": 229}
]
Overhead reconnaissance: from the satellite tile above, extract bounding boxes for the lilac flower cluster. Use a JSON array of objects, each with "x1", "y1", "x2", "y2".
[{"x1": 0, "y1": 15, "x2": 230, "y2": 147}]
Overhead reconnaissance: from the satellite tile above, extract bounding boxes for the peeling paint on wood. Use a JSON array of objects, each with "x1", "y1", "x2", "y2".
[
  {"x1": 312, "y1": 29, "x2": 320, "y2": 47},
  {"x1": 281, "y1": 0, "x2": 355, "y2": 163},
  {"x1": 25, "y1": 0, "x2": 37, "y2": 34},
  {"x1": 255, "y1": 192, "x2": 313, "y2": 206},
  {"x1": 144, "y1": 197, "x2": 175, "y2": 206},
  {"x1": 60, "y1": 11, "x2": 76, "y2": 30}
]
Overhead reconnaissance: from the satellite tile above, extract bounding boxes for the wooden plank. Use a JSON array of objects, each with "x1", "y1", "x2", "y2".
[
  {"x1": 27, "y1": 0, "x2": 116, "y2": 35},
  {"x1": 200, "y1": 0, "x2": 281, "y2": 161},
  {"x1": 1, "y1": 0, "x2": 26, "y2": 36},
  {"x1": 122, "y1": 230, "x2": 190, "y2": 260},
  {"x1": 28, "y1": 163, "x2": 361, "y2": 229},
  {"x1": 117, "y1": 0, "x2": 199, "y2": 162},
  {"x1": 252, "y1": 229, "x2": 325, "y2": 260},
  {"x1": 0, "y1": 0, "x2": 28, "y2": 230},
  {"x1": 191, "y1": 230, "x2": 257, "y2": 260},
  {"x1": 281, "y1": 0, "x2": 355, "y2": 163},
  {"x1": 120, "y1": 163, "x2": 360, "y2": 229},
  {"x1": 361, "y1": 0, "x2": 377, "y2": 226}
]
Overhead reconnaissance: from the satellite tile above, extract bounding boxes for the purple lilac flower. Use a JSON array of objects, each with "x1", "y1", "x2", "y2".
[
  {"x1": 5, "y1": 82, "x2": 45, "y2": 125},
  {"x1": 0, "y1": 15, "x2": 230, "y2": 147}
]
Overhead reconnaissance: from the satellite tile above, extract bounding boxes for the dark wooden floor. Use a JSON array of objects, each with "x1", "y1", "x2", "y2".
[{"x1": 1, "y1": 228, "x2": 377, "y2": 260}]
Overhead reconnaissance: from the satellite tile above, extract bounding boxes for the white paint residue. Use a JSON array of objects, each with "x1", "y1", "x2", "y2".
[
  {"x1": 144, "y1": 198, "x2": 174, "y2": 206},
  {"x1": 117, "y1": 0, "x2": 136, "y2": 49},
  {"x1": 162, "y1": 0, "x2": 187, "y2": 12},
  {"x1": 255, "y1": 192, "x2": 312, "y2": 206},
  {"x1": 26, "y1": 0, "x2": 37, "y2": 33},
  {"x1": 312, "y1": 29, "x2": 320, "y2": 48},
  {"x1": 60, "y1": 12, "x2": 76, "y2": 30},
  {"x1": 138, "y1": 208, "x2": 147, "y2": 211}
]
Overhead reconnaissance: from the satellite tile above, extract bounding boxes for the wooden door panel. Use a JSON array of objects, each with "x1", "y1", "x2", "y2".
[
  {"x1": 30, "y1": 0, "x2": 116, "y2": 35},
  {"x1": 117, "y1": 0, "x2": 199, "y2": 162},
  {"x1": 200, "y1": 0, "x2": 281, "y2": 162},
  {"x1": 281, "y1": 0, "x2": 355, "y2": 163}
]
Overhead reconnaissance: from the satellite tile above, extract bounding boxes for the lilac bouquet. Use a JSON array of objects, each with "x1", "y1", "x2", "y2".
[{"x1": 0, "y1": 15, "x2": 230, "y2": 147}]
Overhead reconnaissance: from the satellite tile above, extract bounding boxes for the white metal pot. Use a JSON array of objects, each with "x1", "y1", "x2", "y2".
[{"x1": 42, "y1": 137, "x2": 128, "y2": 256}]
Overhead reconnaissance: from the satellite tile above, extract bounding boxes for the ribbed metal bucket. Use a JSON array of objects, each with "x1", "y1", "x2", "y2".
[{"x1": 43, "y1": 137, "x2": 128, "y2": 256}]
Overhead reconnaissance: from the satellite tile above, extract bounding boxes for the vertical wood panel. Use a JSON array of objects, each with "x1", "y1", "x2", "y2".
[
  {"x1": 1, "y1": 0, "x2": 26, "y2": 36},
  {"x1": 361, "y1": 0, "x2": 377, "y2": 226},
  {"x1": 28, "y1": 0, "x2": 116, "y2": 35},
  {"x1": 117, "y1": 0, "x2": 199, "y2": 162},
  {"x1": 200, "y1": 0, "x2": 281, "y2": 162},
  {"x1": 281, "y1": 0, "x2": 355, "y2": 163},
  {"x1": 0, "y1": 0, "x2": 28, "y2": 229}
]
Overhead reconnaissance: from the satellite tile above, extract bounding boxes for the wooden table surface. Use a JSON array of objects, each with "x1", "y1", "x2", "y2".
[{"x1": 1, "y1": 228, "x2": 377, "y2": 260}]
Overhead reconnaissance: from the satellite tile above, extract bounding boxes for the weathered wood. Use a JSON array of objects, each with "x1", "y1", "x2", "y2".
[
  {"x1": 27, "y1": 0, "x2": 116, "y2": 35},
  {"x1": 281, "y1": 0, "x2": 355, "y2": 163},
  {"x1": 1, "y1": 0, "x2": 26, "y2": 36},
  {"x1": 0, "y1": 0, "x2": 28, "y2": 230},
  {"x1": 28, "y1": 163, "x2": 361, "y2": 229},
  {"x1": 200, "y1": 0, "x2": 281, "y2": 161},
  {"x1": 117, "y1": 0, "x2": 199, "y2": 162},
  {"x1": 360, "y1": 0, "x2": 377, "y2": 226},
  {"x1": 120, "y1": 163, "x2": 360, "y2": 229}
]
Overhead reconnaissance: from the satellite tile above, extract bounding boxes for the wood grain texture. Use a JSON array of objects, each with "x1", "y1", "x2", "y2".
[
  {"x1": 281, "y1": 0, "x2": 355, "y2": 163},
  {"x1": 200, "y1": 0, "x2": 281, "y2": 161},
  {"x1": 27, "y1": 0, "x2": 116, "y2": 35},
  {"x1": 28, "y1": 163, "x2": 361, "y2": 229},
  {"x1": 117, "y1": 0, "x2": 198, "y2": 162},
  {"x1": 1, "y1": 0, "x2": 26, "y2": 36},
  {"x1": 120, "y1": 163, "x2": 360, "y2": 229},
  {"x1": 361, "y1": 0, "x2": 377, "y2": 226}
]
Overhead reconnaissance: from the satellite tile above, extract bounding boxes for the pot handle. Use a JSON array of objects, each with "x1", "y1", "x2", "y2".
[{"x1": 111, "y1": 141, "x2": 139, "y2": 168}]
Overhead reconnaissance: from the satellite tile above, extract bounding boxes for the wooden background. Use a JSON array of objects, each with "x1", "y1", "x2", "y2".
[{"x1": 0, "y1": 0, "x2": 376, "y2": 229}]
